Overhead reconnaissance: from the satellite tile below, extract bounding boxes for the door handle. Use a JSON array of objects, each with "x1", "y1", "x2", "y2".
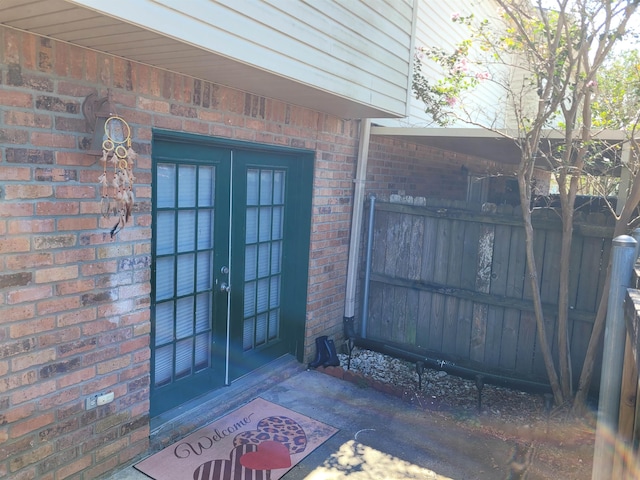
[{"x1": 220, "y1": 282, "x2": 231, "y2": 293}]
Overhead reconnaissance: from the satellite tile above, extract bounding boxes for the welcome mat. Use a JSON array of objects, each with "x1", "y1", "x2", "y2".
[{"x1": 135, "y1": 397, "x2": 338, "y2": 480}]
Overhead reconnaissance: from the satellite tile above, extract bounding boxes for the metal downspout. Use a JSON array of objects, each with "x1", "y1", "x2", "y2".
[
  {"x1": 361, "y1": 194, "x2": 375, "y2": 338},
  {"x1": 344, "y1": 118, "x2": 371, "y2": 329}
]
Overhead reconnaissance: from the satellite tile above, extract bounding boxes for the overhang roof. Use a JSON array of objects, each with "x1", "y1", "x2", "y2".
[
  {"x1": 370, "y1": 126, "x2": 628, "y2": 168},
  {"x1": 0, "y1": 0, "x2": 399, "y2": 120}
]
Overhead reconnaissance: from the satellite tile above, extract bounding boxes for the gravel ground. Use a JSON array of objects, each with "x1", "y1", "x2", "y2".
[{"x1": 337, "y1": 347, "x2": 597, "y2": 436}]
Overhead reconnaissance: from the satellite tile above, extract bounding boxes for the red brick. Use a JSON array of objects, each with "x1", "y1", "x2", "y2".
[
  {"x1": 8, "y1": 219, "x2": 55, "y2": 234},
  {"x1": 54, "y1": 248, "x2": 95, "y2": 264},
  {"x1": 37, "y1": 296, "x2": 80, "y2": 315},
  {"x1": 33, "y1": 233, "x2": 77, "y2": 251},
  {"x1": 119, "y1": 336, "x2": 148, "y2": 355},
  {"x1": 11, "y1": 348, "x2": 56, "y2": 371},
  {"x1": 57, "y1": 308, "x2": 97, "y2": 327},
  {"x1": 57, "y1": 455, "x2": 92, "y2": 479},
  {"x1": 37, "y1": 327, "x2": 81, "y2": 348},
  {"x1": 34, "y1": 265, "x2": 78, "y2": 284},
  {"x1": 9, "y1": 444, "x2": 55, "y2": 474},
  {"x1": 81, "y1": 373, "x2": 118, "y2": 395},
  {"x1": 3, "y1": 28, "x2": 21, "y2": 63},
  {"x1": 55, "y1": 185, "x2": 96, "y2": 199},
  {"x1": 30, "y1": 132, "x2": 75, "y2": 148},
  {"x1": 0, "y1": 237, "x2": 30, "y2": 254},
  {"x1": 55, "y1": 150, "x2": 95, "y2": 166},
  {"x1": 0, "y1": 403, "x2": 35, "y2": 425},
  {"x1": 0, "y1": 166, "x2": 31, "y2": 181},
  {"x1": 57, "y1": 366, "x2": 96, "y2": 389},
  {"x1": 5, "y1": 253, "x2": 53, "y2": 270},
  {"x1": 5, "y1": 184, "x2": 49, "y2": 200},
  {"x1": 37, "y1": 387, "x2": 80, "y2": 410},
  {"x1": 10, "y1": 412, "x2": 55, "y2": 438},
  {"x1": 7, "y1": 286, "x2": 53, "y2": 306},
  {"x1": 0, "y1": 128, "x2": 28, "y2": 144},
  {"x1": 57, "y1": 217, "x2": 97, "y2": 231},
  {"x1": 0, "y1": 369, "x2": 37, "y2": 394},
  {"x1": 0, "y1": 91, "x2": 33, "y2": 108},
  {"x1": 35, "y1": 201, "x2": 79, "y2": 216},
  {"x1": 11, "y1": 379, "x2": 56, "y2": 404},
  {"x1": 4, "y1": 111, "x2": 52, "y2": 128},
  {"x1": 55, "y1": 279, "x2": 95, "y2": 296}
]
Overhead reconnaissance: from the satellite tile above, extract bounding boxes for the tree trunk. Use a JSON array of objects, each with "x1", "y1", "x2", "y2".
[
  {"x1": 558, "y1": 206, "x2": 574, "y2": 398},
  {"x1": 518, "y1": 172, "x2": 564, "y2": 405}
]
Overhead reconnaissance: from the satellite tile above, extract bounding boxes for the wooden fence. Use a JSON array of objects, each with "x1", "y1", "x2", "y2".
[{"x1": 362, "y1": 197, "x2": 616, "y2": 387}]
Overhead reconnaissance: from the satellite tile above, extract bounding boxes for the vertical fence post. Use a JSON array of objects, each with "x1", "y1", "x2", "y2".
[{"x1": 592, "y1": 235, "x2": 637, "y2": 480}]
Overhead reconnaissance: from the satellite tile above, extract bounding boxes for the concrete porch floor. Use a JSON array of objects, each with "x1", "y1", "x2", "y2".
[{"x1": 104, "y1": 354, "x2": 589, "y2": 479}]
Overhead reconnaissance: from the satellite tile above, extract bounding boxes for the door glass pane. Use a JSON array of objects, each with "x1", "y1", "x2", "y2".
[
  {"x1": 271, "y1": 241, "x2": 281, "y2": 275},
  {"x1": 196, "y1": 252, "x2": 212, "y2": 291},
  {"x1": 198, "y1": 166, "x2": 214, "y2": 207},
  {"x1": 260, "y1": 170, "x2": 272, "y2": 205},
  {"x1": 157, "y1": 164, "x2": 175, "y2": 208},
  {"x1": 270, "y1": 277, "x2": 280, "y2": 308},
  {"x1": 258, "y1": 243, "x2": 269, "y2": 278},
  {"x1": 195, "y1": 333, "x2": 211, "y2": 370},
  {"x1": 175, "y1": 339, "x2": 193, "y2": 379},
  {"x1": 259, "y1": 207, "x2": 271, "y2": 242},
  {"x1": 244, "y1": 281, "x2": 256, "y2": 317},
  {"x1": 245, "y1": 245, "x2": 257, "y2": 281},
  {"x1": 246, "y1": 207, "x2": 257, "y2": 244},
  {"x1": 272, "y1": 206, "x2": 283, "y2": 240},
  {"x1": 155, "y1": 301, "x2": 174, "y2": 346},
  {"x1": 197, "y1": 210, "x2": 213, "y2": 249},
  {"x1": 247, "y1": 169, "x2": 259, "y2": 205},
  {"x1": 156, "y1": 257, "x2": 174, "y2": 300},
  {"x1": 176, "y1": 297, "x2": 194, "y2": 339},
  {"x1": 273, "y1": 171, "x2": 284, "y2": 204},
  {"x1": 176, "y1": 254, "x2": 195, "y2": 296},
  {"x1": 157, "y1": 212, "x2": 175, "y2": 255},
  {"x1": 256, "y1": 278, "x2": 268, "y2": 313},
  {"x1": 178, "y1": 165, "x2": 196, "y2": 207},
  {"x1": 243, "y1": 317, "x2": 254, "y2": 351},
  {"x1": 269, "y1": 310, "x2": 279, "y2": 339},
  {"x1": 195, "y1": 293, "x2": 210, "y2": 333},
  {"x1": 256, "y1": 313, "x2": 267, "y2": 345},
  {"x1": 155, "y1": 345, "x2": 173, "y2": 387},
  {"x1": 178, "y1": 211, "x2": 196, "y2": 252}
]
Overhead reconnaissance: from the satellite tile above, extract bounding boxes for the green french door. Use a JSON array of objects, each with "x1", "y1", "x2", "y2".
[{"x1": 150, "y1": 132, "x2": 313, "y2": 417}]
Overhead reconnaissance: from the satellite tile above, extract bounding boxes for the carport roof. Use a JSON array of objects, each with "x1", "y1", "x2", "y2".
[{"x1": 370, "y1": 126, "x2": 629, "y2": 167}]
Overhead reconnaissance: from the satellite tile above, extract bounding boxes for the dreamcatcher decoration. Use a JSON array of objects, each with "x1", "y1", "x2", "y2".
[{"x1": 97, "y1": 116, "x2": 137, "y2": 238}]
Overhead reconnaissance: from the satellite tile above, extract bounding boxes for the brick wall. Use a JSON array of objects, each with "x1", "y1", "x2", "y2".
[
  {"x1": 0, "y1": 26, "x2": 361, "y2": 479},
  {"x1": 367, "y1": 135, "x2": 504, "y2": 200}
]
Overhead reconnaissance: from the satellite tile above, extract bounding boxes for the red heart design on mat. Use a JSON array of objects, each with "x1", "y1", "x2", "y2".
[
  {"x1": 193, "y1": 444, "x2": 270, "y2": 480},
  {"x1": 239, "y1": 441, "x2": 291, "y2": 470}
]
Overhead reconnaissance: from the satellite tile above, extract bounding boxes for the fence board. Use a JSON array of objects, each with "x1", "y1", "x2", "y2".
[
  {"x1": 429, "y1": 293, "x2": 445, "y2": 351},
  {"x1": 417, "y1": 290, "x2": 432, "y2": 350},
  {"x1": 362, "y1": 200, "x2": 612, "y2": 386}
]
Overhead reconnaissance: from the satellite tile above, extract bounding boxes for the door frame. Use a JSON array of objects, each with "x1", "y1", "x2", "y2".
[{"x1": 150, "y1": 129, "x2": 314, "y2": 415}]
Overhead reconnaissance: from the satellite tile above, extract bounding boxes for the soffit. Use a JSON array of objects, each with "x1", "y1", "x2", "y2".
[{"x1": 0, "y1": 0, "x2": 396, "y2": 119}]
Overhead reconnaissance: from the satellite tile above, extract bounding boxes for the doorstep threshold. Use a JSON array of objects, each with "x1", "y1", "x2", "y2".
[{"x1": 148, "y1": 355, "x2": 303, "y2": 454}]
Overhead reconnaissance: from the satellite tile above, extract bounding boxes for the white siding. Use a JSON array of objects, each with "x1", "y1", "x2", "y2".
[
  {"x1": 376, "y1": 0, "x2": 509, "y2": 127},
  {"x1": 64, "y1": 0, "x2": 414, "y2": 117}
]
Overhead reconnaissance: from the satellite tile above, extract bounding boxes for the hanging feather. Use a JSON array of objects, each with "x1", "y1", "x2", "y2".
[
  {"x1": 126, "y1": 147, "x2": 137, "y2": 162},
  {"x1": 110, "y1": 212, "x2": 125, "y2": 238}
]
